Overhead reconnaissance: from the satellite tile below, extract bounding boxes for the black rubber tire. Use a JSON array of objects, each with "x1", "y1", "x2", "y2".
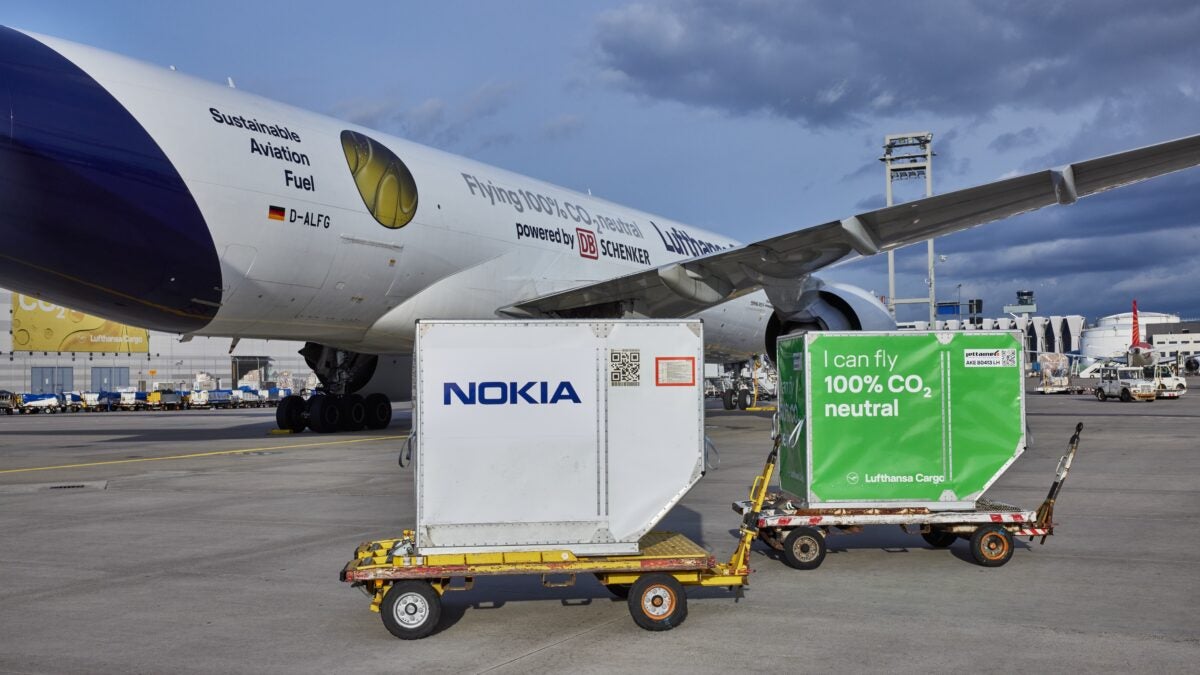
[
  {"x1": 737, "y1": 389, "x2": 752, "y2": 410},
  {"x1": 781, "y1": 526, "x2": 827, "y2": 570},
  {"x1": 306, "y1": 395, "x2": 340, "y2": 433},
  {"x1": 1095, "y1": 389, "x2": 1106, "y2": 401},
  {"x1": 275, "y1": 395, "x2": 306, "y2": 432},
  {"x1": 922, "y1": 530, "x2": 957, "y2": 548},
  {"x1": 627, "y1": 574, "x2": 687, "y2": 631},
  {"x1": 364, "y1": 393, "x2": 392, "y2": 430},
  {"x1": 1120, "y1": 389, "x2": 1132, "y2": 402},
  {"x1": 969, "y1": 525, "x2": 1014, "y2": 567},
  {"x1": 339, "y1": 394, "x2": 367, "y2": 432},
  {"x1": 605, "y1": 584, "x2": 632, "y2": 599},
  {"x1": 380, "y1": 581, "x2": 442, "y2": 640},
  {"x1": 721, "y1": 390, "x2": 736, "y2": 410}
]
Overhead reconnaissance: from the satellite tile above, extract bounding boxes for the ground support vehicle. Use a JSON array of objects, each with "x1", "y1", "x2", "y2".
[
  {"x1": 0, "y1": 390, "x2": 17, "y2": 414},
  {"x1": 60, "y1": 392, "x2": 85, "y2": 412},
  {"x1": 1035, "y1": 353, "x2": 1088, "y2": 394},
  {"x1": 18, "y1": 393, "x2": 59, "y2": 413},
  {"x1": 1094, "y1": 366, "x2": 1156, "y2": 402},
  {"x1": 237, "y1": 389, "x2": 263, "y2": 408},
  {"x1": 1146, "y1": 364, "x2": 1187, "y2": 399},
  {"x1": 720, "y1": 358, "x2": 777, "y2": 412},
  {"x1": 734, "y1": 423, "x2": 1082, "y2": 569},
  {"x1": 207, "y1": 390, "x2": 234, "y2": 409},
  {"x1": 156, "y1": 391, "x2": 185, "y2": 410},
  {"x1": 341, "y1": 443, "x2": 778, "y2": 639}
]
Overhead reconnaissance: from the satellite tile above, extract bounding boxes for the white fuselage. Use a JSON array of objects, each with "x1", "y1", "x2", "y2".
[{"x1": 39, "y1": 32, "x2": 770, "y2": 361}]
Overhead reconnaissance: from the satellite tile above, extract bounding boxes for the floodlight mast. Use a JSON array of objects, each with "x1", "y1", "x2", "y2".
[{"x1": 881, "y1": 132, "x2": 936, "y2": 323}]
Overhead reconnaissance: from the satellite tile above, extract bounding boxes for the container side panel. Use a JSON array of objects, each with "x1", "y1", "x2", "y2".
[
  {"x1": 604, "y1": 322, "x2": 705, "y2": 541},
  {"x1": 417, "y1": 323, "x2": 602, "y2": 548},
  {"x1": 776, "y1": 333, "x2": 808, "y2": 499}
]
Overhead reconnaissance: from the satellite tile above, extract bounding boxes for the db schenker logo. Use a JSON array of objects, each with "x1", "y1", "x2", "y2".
[{"x1": 577, "y1": 228, "x2": 598, "y2": 259}]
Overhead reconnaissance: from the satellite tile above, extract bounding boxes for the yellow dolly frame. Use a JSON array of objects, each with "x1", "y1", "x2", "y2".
[{"x1": 340, "y1": 443, "x2": 780, "y2": 639}]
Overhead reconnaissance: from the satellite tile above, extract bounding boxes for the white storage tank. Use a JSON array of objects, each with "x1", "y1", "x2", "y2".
[{"x1": 413, "y1": 320, "x2": 706, "y2": 556}]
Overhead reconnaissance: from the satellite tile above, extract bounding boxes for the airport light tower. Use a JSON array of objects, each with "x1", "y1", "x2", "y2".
[{"x1": 881, "y1": 132, "x2": 936, "y2": 322}]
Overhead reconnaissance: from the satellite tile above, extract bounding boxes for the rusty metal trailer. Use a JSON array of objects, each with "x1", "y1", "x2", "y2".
[
  {"x1": 340, "y1": 443, "x2": 780, "y2": 640},
  {"x1": 734, "y1": 423, "x2": 1082, "y2": 569}
]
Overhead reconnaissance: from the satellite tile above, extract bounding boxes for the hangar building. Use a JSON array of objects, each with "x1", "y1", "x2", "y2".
[{"x1": 1, "y1": 288, "x2": 317, "y2": 395}]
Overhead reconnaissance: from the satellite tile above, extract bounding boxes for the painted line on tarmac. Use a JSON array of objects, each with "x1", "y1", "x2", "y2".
[{"x1": 0, "y1": 435, "x2": 407, "y2": 475}]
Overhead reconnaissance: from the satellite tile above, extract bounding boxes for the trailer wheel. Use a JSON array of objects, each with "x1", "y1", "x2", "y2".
[
  {"x1": 782, "y1": 527, "x2": 826, "y2": 570},
  {"x1": 628, "y1": 574, "x2": 687, "y2": 631},
  {"x1": 969, "y1": 525, "x2": 1014, "y2": 567},
  {"x1": 275, "y1": 395, "x2": 306, "y2": 433},
  {"x1": 922, "y1": 530, "x2": 957, "y2": 548},
  {"x1": 380, "y1": 581, "x2": 442, "y2": 640},
  {"x1": 1120, "y1": 389, "x2": 1132, "y2": 402},
  {"x1": 1095, "y1": 389, "x2": 1106, "y2": 401}
]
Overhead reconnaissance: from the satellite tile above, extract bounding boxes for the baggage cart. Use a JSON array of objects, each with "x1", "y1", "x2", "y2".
[{"x1": 734, "y1": 423, "x2": 1082, "y2": 569}]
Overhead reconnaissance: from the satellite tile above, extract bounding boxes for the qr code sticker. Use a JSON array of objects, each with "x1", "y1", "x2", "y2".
[
  {"x1": 1001, "y1": 349, "x2": 1017, "y2": 367},
  {"x1": 610, "y1": 349, "x2": 641, "y2": 387}
]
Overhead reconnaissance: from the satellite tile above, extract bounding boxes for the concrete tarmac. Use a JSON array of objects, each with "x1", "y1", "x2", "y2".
[{"x1": 0, "y1": 394, "x2": 1197, "y2": 673}]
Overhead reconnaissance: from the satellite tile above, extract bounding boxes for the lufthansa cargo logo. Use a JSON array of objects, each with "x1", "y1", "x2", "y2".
[{"x1": 341, "y1": 130, "x2": 418, "y2": 229}]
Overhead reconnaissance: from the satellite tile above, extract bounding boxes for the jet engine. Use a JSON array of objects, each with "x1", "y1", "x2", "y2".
[{"x1": 763, "y1": 280, "x2": 895, "y2": 361}]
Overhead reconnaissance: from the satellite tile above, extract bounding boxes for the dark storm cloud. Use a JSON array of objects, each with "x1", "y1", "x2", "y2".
[
  {"x1": 989, "y1": 127, "x2": 1042, "y2": 152},
  {"x1": 593, "y1": 1, "x2": 1200, "y2": 128}
]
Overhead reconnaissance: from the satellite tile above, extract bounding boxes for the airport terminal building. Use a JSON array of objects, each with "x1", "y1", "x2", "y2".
[{"x1": 1, "y1": 288, "x2": 317, "y2": 395}]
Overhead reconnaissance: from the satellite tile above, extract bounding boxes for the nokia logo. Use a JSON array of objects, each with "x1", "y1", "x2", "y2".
[{"x1": 443, "y1": 381, "x2": 583, "y2": 405}]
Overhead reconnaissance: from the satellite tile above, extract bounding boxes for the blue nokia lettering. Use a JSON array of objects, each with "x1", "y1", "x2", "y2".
[{"x1": 443, "y1": 381, "x2": 583, "y2": 405}]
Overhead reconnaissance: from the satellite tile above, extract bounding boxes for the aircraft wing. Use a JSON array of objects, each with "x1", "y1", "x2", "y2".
[{"x1": 501, "y1": 133, "x2": 1200, "y2": 318}]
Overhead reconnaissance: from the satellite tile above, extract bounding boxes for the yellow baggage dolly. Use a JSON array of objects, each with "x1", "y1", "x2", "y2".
[{"x1": 340, "y1": 443, "x2": 780, "y2": 639}]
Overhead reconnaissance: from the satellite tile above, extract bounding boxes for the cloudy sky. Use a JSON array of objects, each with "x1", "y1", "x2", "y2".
[{"x1": 10, "y1": 1, "x2": 1200, "y2": 322}]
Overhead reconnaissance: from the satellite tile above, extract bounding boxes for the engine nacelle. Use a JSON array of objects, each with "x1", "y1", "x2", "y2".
[{"x1": 764, "y1": 281, "x2": 895, "y2": 360}]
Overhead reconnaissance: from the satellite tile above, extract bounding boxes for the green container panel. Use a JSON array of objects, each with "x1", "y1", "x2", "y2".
[{"x1": 777, "y1": 331, "x2": 1025, "y2": 509}]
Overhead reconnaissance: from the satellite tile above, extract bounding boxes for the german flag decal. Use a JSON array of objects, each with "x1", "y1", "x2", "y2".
[{"x1": 268, "y1": 205, "x2": 285, "y2": 221}]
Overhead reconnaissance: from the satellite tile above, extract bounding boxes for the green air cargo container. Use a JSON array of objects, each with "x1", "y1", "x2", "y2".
[{"x1": 776, "y1": 331, "x2": 1025, "y2": 510}]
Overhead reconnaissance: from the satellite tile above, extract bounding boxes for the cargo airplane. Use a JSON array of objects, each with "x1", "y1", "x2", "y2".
[{"x1": 2, "y1": 26, "x2": 1199, "y2": 432}]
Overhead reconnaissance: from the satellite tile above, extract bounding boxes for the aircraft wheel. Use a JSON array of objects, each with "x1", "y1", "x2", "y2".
[
  {"x1": 307, "y1": 396, "x2": 340, "y2": 433},
  {"x1": 380, "y1": 581, "x2": 442, "y2": 640},
  {"x1": 737, "y1": 389, "x2": 752, "y2": 410},
  {"x1": 782, "y1": 527, "x2": 826, "y2": 570},
  {"x1": 339, "y1": 394, "x2": 367, "y2": 432},
  {"x1": 276, "y1": 395, "x2": 306, "y2": 432},
  {"x1": 721, "y1": 390, "x2": 735, "y2": 410},
  {"x1": 364, "y1": 393, "x2": 392, "y2": 430}
]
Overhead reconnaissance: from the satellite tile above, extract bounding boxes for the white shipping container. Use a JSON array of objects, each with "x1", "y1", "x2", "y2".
[{"x1": 414, "y1": 320, "x2": 706, "y2": 556}]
